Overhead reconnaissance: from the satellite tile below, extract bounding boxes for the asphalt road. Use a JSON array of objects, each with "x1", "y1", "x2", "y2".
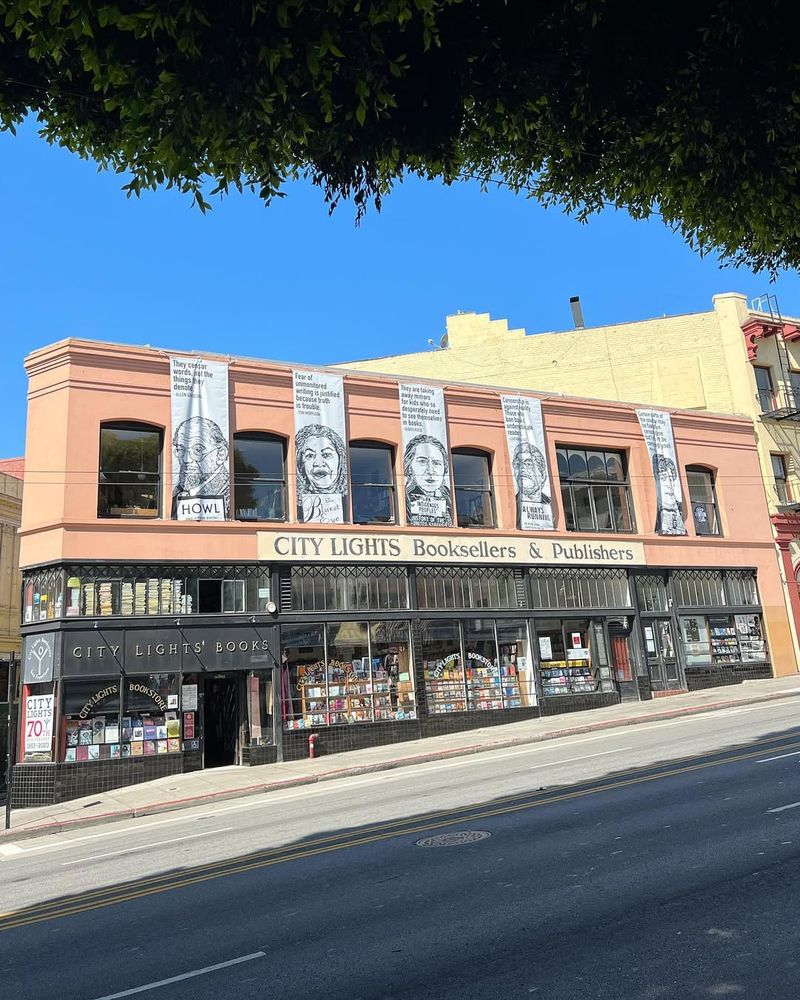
[{"x1": 4, "y1": 697, "x2": 800, "y2": 999}]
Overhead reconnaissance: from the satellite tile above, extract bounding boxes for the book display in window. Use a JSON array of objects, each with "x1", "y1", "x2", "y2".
[
  {"x1": 708, "y1": 616, "x2": 739, "y2": 664},
  {"x1": 498, "y1": 644, "x2": 524, "y2": 708},
  {"x1": 465, "y1": 653, "x2": 503, "y2": 710},
  {"x1": 539, "y1": 659, "x2": 599, "y2": 696},
  {"x1": 423, "y1": 655, "x2": 467, "y2": 714},
  {"x1": 735, "y1": 614, "x2": 767, "y2": 662}
]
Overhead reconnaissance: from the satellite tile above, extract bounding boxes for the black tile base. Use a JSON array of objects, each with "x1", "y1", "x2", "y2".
[{"x1": 685, "y1": 663, "x2": 773, "y2": 691}]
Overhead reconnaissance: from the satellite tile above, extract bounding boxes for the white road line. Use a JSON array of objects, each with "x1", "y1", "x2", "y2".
[
  {"x1": 0, "y1": 843, "x2": 24, "y2": 856},
  {"x1": 757, "y1": 751, "x2": 800, "y2": 763},
  {"x1": 767, "y1": 801, "x2": 800, "y2": 814},
  {"x1": 90, "y1": 952, "x2": 266, "y2": 999},
  {"x1": 61, "y1": 828, "x2": 235, "y2": 866},
  {"x1": 528, "y1": 747, "x2": 632, "y2": 769}
]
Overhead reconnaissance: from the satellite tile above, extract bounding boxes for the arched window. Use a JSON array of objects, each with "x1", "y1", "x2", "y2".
[
  {"x1": 452, "y1": 449, "x2": 495, "y2": 528},
  {"x1": 349, "y1": 441, "x2": 396, "y2": 524},
  {"x1": 98, "y1": 422, "x2": 162, "y2": 518},
  {"x1": 233, "y1": 433, "x2": 287, "y2": 521},
  {"x1": 686, "y1": 466, "x2": 720, "y2": 536}
]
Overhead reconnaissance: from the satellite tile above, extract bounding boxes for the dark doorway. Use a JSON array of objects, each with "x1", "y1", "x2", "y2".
[
  {"x1": 204, "y1": 675, "x2": 239, "y2": 767},
  {"x1": 643, "y1": 618, "x2": 684, "y2": 692}
]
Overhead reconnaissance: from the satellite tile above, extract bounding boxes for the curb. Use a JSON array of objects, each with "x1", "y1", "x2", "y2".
[{"x1": 3, "y1": 685, "x2": 800, "y2": 843}]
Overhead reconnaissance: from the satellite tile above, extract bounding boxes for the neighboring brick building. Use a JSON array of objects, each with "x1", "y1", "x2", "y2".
[{"x1": 339, "y1": 293, "x2": 800, "y2": 668}]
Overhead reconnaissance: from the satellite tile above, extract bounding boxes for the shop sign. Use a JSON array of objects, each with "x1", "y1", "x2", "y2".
[
  {"x1": 61, "y1": 631, "x2": 124, "y2": 677},
  {"x1": 24, "y1": 695, "x2": 54, "y2": 754},
  {"x1": 180, "y1": 627, "x2": 277, "y2": 672},
  {"x1": 258, "y1": 530, "x2": 647, "y2": 567},
  {"x1": 22, "y1": 633, "x2": 57, "y2": 684}
]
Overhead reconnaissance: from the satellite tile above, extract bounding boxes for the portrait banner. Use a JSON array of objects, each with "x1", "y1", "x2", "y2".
[
  {"x1": 636, "y1": 409, "x2": 687, "y2": 535},
  {"x1": 399, "y1": 383, "x2": 453, "y2": 527},
  {"x1": 293, "y1": 370, "x2": 348, "y2": 523},
  {"x1": 170, "y1": 357, "x2": 230, "y2": 520},
  {"x1": 501, "y1": 395, "x2": 554, "y2": 531}
]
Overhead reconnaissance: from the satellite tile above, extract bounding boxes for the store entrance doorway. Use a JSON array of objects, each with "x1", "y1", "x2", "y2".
[
  {"x1": 643, "y1": 618, "x2": 684, "y2": 692},
  {"x1": 204, "y1": 674, "x2": 239, "y2": 767}
]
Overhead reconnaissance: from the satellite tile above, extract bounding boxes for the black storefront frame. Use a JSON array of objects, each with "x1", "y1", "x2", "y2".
[{"x1": 13, "y1": 560, "x2": 772, "y2": 805}]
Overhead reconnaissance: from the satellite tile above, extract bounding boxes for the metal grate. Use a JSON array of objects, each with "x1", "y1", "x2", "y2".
[
  {"x1": 415, "y1": 567, "x2": 523, "y2": 610},
  {"x1": 290, "y1": 565, "x2": 410, "y2": 613},
  {"x1": 529, "y1": 568, "x2": 631, "y2": 610}
]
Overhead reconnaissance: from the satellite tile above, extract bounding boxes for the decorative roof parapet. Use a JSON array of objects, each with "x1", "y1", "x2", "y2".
[{"x1": 742, "y1": 316, "x2": 800, "y2": 361}]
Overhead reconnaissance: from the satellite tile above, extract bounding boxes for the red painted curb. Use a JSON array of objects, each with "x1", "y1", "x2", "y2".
[{"x1": 3, "y1": 686, "x2": 799, "y2": 843}]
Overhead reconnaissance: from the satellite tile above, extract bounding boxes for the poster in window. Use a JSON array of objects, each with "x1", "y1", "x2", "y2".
[
  {"x1": 170, "y1": 357, "x2": 230, "y2": 520},
  {"x1": 293, "y1": 371, "x2": 348, "y2": 523},
  {"x1": 636, "y1": 409, "x2": 687, "y2": 535},
  {"x1": 501, "y1": 395, "x2": 554, "y2": 531},
  {"x1": 399, "y1": 383, "x2": 453, "y2": 527},
  {"x1": 538, "y1": 636, "x2": 553, "y2": 661},
  {"x1": 24, "y1": 695, "x2": 54, "y2": 755}
]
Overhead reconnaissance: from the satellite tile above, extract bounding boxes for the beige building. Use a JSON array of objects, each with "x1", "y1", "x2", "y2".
[
  {"x1": 340, "y1": 292, "x2": 800, "y2": 668},
  {"x1": 0, "y1": 462, "x2": 22, "y2": 776}
]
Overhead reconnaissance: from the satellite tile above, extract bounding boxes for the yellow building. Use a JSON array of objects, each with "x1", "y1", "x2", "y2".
[{"x1": 339, "y1": 292, "x2": 800, "y2": 668}]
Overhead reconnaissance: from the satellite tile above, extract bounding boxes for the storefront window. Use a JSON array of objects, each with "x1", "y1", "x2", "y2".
[
  {"x1": 282, "y1": 621, "x2": 415, "y2": 729},
  {"x1": 370, "y1": 622, "x2": 415, "y2": 720},
  {"x1": 23, "y1": 569, "x2": 64, "y2": 623},
  {"x1": 497, "y1": 620, "x2": 536, "y2": 707},
  {"x1": 680, "y1": 613, "x2": 767, "y2": 667},
  {"x1": 121, "y1": 674, "x2": 181, "y2": 757},
  {"x1": 674, "y1": 570, "x2": 725, "y2": 607},
  {"x1": 530, "y1": 569, "x2": 630, "y2": 610},
  {"x1": 536, "y1": 619, "x2": 599, "y2": 697},
  {"x1": 416, "y1": 567, "x2": 520, "y2": 610},
  {"x1": 63, "y1": 679, "x2": 121, "y2": 761},
  {"x1": 290, "y1": 566, "x2": 409, "y2": 613},
  {"x1": 421, "y1": 619, "x2": 466, "y2": 715},
  {"x1": 464, "y1": 618, "x2": 502, "y2": 710}
]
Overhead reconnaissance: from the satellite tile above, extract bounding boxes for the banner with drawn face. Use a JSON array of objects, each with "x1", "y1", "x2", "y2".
[
  {"x1": 170, "y1": 357, "x2": 230, "y2": 520},
  {"x1": 293, "y1": 371, "x2": 348, "y2": 523},
  {"x1": 501, "y1": 395, "x2": 554, "y2": 531},
  {"x1": 636, "y1": 409, "x2": 687, "y2": 535},
  {"x1": 399, "y1": 383, "x2": 453, "y2": 527}
]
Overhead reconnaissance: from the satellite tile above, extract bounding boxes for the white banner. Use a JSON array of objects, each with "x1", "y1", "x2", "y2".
[
  {"x1": 636, "y1": 409, "x2": 687, "y2": 535},
  {"x1": 501, "y1": 395, "x2": 554, "y2": 531},
  {"x1": 293, "y1": 370, "x2": 348, "y2": 523},
  {"x1": 399, "y1": 383, "x2": 453, "y2": 527},
  {"x1": 25, "y1": 695, "x2": 54, "y2": 755},
  {"x1": 170, "y1": 357, "x2": 230, "y2": 520}
]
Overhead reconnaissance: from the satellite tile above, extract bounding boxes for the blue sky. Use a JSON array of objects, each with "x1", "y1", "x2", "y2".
[{"x1": 2, "y1": 116, "x2": 800, "y2": 458}]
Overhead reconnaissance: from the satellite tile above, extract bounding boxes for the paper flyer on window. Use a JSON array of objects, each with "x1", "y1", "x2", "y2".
[
  {"x1": 399, "y1": 383, "x2": 454, "y2": 527},
  {"x1": 293, "y1": 370, "x2": 348, "y2": 523},
  {"x1": 501, "y1": 395, "x2": 554, "y2": 531},
  {"x1": 170, "y1": 357, "x2": 230, "y2": 520},
  {"x1": 636, "y1": 409, "x2": 687, "y2": 535}
]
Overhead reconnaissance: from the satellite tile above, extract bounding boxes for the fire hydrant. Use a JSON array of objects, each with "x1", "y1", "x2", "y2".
[{"x1": 308, "y1": 733, "x2": 319, "y2": 759}]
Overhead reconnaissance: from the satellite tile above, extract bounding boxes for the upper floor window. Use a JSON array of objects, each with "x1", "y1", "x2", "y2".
[
  {"x1": 790, "y1": 371, "x2": 800, "y2": 409},
  {"x1": 350, "y1": 442, "x2": 396, "y2": 525},
  {"x1": 686, "y1": 466, "x2": 721, "y2": 536},
  {"x1": 772, "y1": 453, "x2": 791, "y2": 504},
  {"x1": 556, "y1": 447, "x2": 634, "y2": 533},
  {"x1": 98, "y1": 422, "x2": 162, "y2": 518},
  {"x1": 233, "y1": 433, "x2": 286, "y2": 521},
  {"x1": 754, "y1": 366, "x2": 775, "y2": 413},
  {"x1": 452, "y1": 449, "x2": 496, "y2": 528}
]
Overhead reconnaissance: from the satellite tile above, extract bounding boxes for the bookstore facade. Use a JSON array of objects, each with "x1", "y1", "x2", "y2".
[{"x1": 11, "y1": 339, "x2": 794, "y2": 805}]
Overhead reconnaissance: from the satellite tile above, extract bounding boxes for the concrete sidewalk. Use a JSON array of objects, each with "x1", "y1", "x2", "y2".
[{"x1": 4, "y1": 675, "x2": 800, "y2": 842}]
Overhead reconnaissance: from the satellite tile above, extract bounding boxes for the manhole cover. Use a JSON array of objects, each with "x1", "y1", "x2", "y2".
[{"x1": 415, "y1": 830, "x2": 491, "y2": 848}]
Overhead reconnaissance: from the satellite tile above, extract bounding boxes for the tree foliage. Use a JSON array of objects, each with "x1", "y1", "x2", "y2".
[{"x1": 2, "y1": 1, "x2": 800, "y2": 270}]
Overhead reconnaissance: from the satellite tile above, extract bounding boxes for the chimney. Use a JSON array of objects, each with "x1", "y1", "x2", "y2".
[{"x1": 569, "y1": 296, "x2": 585, "y2": 329}]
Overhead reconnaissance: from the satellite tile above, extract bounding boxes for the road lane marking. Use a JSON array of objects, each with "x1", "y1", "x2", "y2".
[
  {"x1": 4, "y1": 736, "x2": 799, "y2": 932},
  {"x1": 767, "y1": 801, "x2": 800, "y2": 813},
  {"x1": 61, "y1": 829, "x2": 235, "y2": 866},
  {"x1": 90, "y1": 952, "x2": 266, "y2": 999},
  {"x1": 528, "y1": 747, "x2": 632, "y2": 769},
  {"x1": 757, "y1": 751, "x2": 800, "y2": 763}
]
